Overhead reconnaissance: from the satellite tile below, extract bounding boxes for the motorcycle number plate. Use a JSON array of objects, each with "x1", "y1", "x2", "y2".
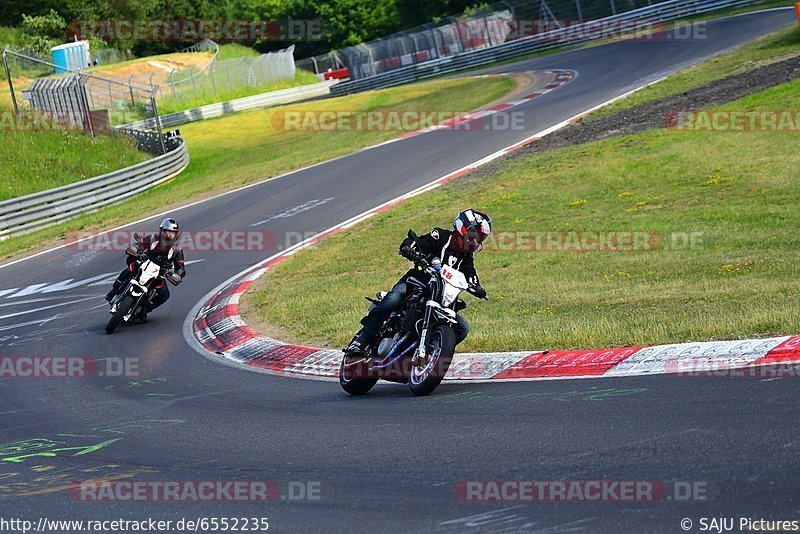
[{"x1": 440, "y1": 266, "x2": 468, "y2": 289}]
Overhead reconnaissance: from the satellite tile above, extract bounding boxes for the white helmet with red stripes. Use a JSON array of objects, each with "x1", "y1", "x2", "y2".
[{"x1": 453, "y1": 209, "x2": 492, "y2": 252}]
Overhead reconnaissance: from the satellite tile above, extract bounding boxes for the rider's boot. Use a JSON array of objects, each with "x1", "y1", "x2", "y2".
[
  {"x1": 346, "y1": 329, "x2": 374, "y2": 354},
  {"x1": 105, "y1": 278, "x2": 125, "y2": 302}
]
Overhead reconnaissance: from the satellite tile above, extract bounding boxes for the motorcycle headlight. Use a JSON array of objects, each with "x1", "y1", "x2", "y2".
[{"x1": 441, "y1": 284, "x2": 462, "y2": 307}]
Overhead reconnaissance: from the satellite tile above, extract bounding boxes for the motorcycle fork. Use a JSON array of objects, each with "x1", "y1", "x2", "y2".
[
  {"x1": 110, "y1": 281, "x2": 133, "y2": 311},
  {"x1": 413, "y1": 278, "x2": 440, "y2": 365}
]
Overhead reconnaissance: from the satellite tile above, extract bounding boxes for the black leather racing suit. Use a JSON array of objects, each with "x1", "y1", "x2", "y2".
[
  {"x1": 110, "y1": 234, "x2": 186, "y2": 310},
  {"x1": 359, "y1": 228, "x2": 481, "y2": 345}
]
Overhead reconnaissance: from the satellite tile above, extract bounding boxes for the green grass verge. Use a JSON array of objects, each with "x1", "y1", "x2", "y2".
[
  {"x1": 589, "y1": 24, "x2": 800, "y2": 119},
  {"x1": 0, "y1": 75, "x2": 515, "y2": 259},
  {"x1": 217, "y1": 44, "x2": 261, "y2": 61},
  {"x1": 154, "y1": 70, "x2": 321, "y2": 116},
  {"x1": 0, "y1": 26, "x2": 20, "y2": 47},
  {"x1": 0, "y1": 130, "x2": 149, "y2": 201},
  {"x1": 244, "y1": 77, "x2": 800, "y2": 352}
]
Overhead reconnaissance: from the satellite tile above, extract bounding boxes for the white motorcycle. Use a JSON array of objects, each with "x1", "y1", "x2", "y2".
[{"x1": 106, "y1": 250, "x2": 181, "y2": 334}]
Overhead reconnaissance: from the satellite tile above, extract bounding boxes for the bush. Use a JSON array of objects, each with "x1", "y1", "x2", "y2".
[{"x1": 19, "y1": 9, "x2": 66, "y2": 55}]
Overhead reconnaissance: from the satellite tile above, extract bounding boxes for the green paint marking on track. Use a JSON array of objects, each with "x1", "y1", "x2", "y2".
[
  {"x1": 0, "y1": 438, "x2": 122, "y2": 463},
  {"x1": 0, "y1": 419, "x2": 185, "y2": 465}
]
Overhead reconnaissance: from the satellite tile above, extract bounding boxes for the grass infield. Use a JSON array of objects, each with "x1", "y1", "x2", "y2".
[{"x1": 244, "y1": 50, "x2": 800, "y2": 351}]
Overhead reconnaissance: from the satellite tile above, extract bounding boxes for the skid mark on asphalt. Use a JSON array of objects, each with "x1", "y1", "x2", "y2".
[
  {"x1": 0, "y1": 260, "x2": 206, "y2": 336},
  {"x1": 0, "y1": 303, "x2": 105, "y2": 335},
  {"x1": 437, "y1": 507, "x2": 596, "y2": 532},
  {"x1": 0, "y1": 296, "x2": 97, "y2": 321},
  {"x1": 0, "y1": 259, "x2": 205, "y2": 301},
  {"x1": 250, "y1": 197, "x2": 336, "y2": 227},
  {"x1": 403, "y1": 387, "x2": 649, "y2": 405},
  {"x1": 0, "y1": 296, "x2": 75, "y2": 308}
]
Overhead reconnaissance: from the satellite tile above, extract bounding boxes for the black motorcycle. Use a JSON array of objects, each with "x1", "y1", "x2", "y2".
[{"x1": 340, "y1": 230, "x2": 486, "y2": 396}]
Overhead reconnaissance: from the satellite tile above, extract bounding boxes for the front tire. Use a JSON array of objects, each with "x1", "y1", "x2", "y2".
[
  {"x1": 339, "y1": 353, "x2": 378, "y2": 395},
  {"x1": 408, "y1": 324, "x2": 455, "y2": 396},
  {"x1": 106, "y1": 296, "x2": 135, "y2": 334}
]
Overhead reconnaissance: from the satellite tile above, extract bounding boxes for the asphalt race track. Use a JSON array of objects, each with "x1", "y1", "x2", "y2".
[{"x1": 1, "y1": 9, "x2": 797, "y2": 533}]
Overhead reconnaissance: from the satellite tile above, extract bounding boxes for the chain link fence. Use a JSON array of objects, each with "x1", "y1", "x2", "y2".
[
  {"x1": 77, "y1": 39, "x2": 297, "y2": 107},
  {"x1": 2, "y1": 45, "x2": 168, "y2": 151},
  {"x1": 3, "y1": 38, "x2": 298, "y2": 139},
  {"x1": 154, "y1": 44, "x2": 296, "y2": 105},
  {"x1": 295, "y1": 51, "x2": 346, "y2": 76}
]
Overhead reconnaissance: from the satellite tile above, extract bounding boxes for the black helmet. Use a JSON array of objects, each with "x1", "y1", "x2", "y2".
[
  {"x1": 159, "y1": 217, "x2": 180, "y2": 246},
  {"x1": 453, "y1": 209, "x2": 492, "y2": 252}
]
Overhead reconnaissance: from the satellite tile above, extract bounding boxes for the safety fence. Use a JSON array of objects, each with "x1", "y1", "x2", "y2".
[
  {"x1": 120, "y1": 79, "x2": 337, "y2": 130},
  {"x1": 295, "y1": 51, "x2": 346, "y2": 76},
  {"x1": 4, "y1": 40, "x2": 299, "y2": 133},
  {"x1": 2, "y1": 46, "x2": 164, "y2": 136},
  {"x1": 329, "y1": 0, "x2": 774, "y2": 95},
  {"x1": 154, "y1": 44, "x2": 297, "y2": 104},
  {"x1": 0, "y1": 133, "x2": 188, "y2": 239}
]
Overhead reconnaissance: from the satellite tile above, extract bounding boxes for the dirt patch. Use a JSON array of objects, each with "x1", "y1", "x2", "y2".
[
  {"x1": 94, "y1": 52, "x2": 214, "y2": 84},
  {"x1": 477, "y1": 70, "x2": 554, "y2": 111},
  {"x1": 473, "y1": 54, "x2": 800, "y2": 175}
]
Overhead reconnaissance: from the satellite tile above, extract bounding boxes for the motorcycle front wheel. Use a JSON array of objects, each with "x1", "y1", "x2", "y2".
[
  {"x1": 408, "y1": 324, "x2": 455, "y2": 396},
  {"x1": 339, "y1": 353, "x2": 378, "y2": 395},
  {"x1": 106, "y1": 295, "x2": 135, "y2": 334}
]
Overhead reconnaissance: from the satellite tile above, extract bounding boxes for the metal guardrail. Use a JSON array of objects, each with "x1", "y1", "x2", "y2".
[
  {"x1": 0, "y1": 136, "x2": 190, "y2": 239},
  {"x1": 120, "y1": 80, "x2": 338, "y2": 130},
  {"x1": 331, "y1": 0, "x2": 773, "y2": 95}
]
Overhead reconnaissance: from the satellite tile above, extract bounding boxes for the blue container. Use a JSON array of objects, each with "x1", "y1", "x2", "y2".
[{"x1": 51, "y1": 41, "x2": 90, "y2": 74}]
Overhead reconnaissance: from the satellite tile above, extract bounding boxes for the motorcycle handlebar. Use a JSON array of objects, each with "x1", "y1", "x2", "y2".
[
  {"x1": 413, "y1": 256, "x2": 487, "y2": 299},
  {"x1": 165, "y1": 272, "x2": 182, "y2": 286}
]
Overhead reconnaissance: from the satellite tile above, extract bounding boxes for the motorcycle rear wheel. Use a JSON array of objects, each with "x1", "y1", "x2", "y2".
[{"x1": 106, "y1": 296, "x2": 135, "y2": 334}]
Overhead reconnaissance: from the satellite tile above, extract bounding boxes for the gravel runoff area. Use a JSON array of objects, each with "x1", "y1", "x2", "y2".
[{"x1": 486, "y1": 54, "x2": 800, "y2": 169}]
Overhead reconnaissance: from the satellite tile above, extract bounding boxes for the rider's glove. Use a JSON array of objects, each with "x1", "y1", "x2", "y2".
[
  {"x1": 471, "y1": 286, "x2": 487, "y2": 299},
  {"x1": 399, "y1": 243, "x2": 419, "y2": 261}
]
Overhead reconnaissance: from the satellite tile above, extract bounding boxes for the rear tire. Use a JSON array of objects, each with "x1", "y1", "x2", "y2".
[
  {"x1": 339, "y1": 353, "x2": 378, "y2": 395},
  {"x1": 106, "y1": 296, "x2": 135, "y2": 334},
  {"x1": 408, "y1": 324, "x2": 455, "y2": 396}
]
